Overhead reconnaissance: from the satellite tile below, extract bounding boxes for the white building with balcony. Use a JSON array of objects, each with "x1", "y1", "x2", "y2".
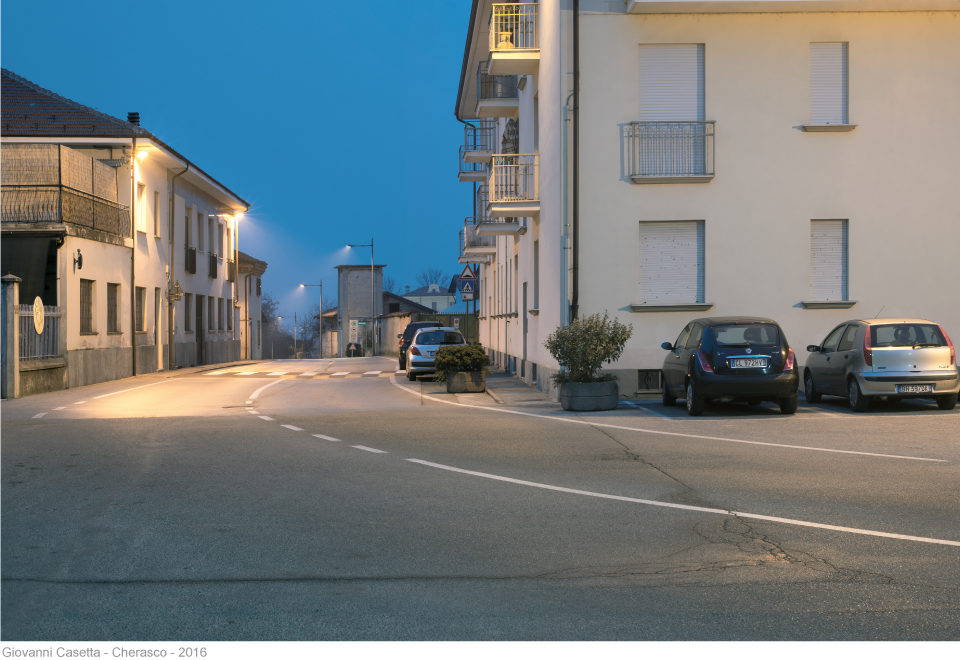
[
  {"x1": 455, "y1": 1, "x2": 960, "y2": 396},
  {"x1": 1, "y1": 69, "x2": 253, "y2": 395}
]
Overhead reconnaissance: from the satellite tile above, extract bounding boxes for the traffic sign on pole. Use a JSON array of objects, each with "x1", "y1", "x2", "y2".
[
  {"x1": 458, "y1": 280, "x2": 474, "y2": 294},
  {"x1": 458, "y1": 265, "x2": 476, "y2": 281}
]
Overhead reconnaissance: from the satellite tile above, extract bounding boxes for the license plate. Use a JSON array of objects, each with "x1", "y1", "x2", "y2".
[
  {"x1": 896, "y1": 384, "x2": 934, "y2": 394},
  {"x1": 730, "y1": 358, "x2": 767, "y2": 368}
]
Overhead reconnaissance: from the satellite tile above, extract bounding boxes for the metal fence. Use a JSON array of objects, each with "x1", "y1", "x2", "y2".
[
  {"x1": 463, "y1": 118, "x2": 497, "y2": 152},
  {"x1": 459, "y1": 147, "x2": 488, "y2": 179},
  {"x1": 625, "y1": 121, "x2": 715, "y2": 180},
  {"x1": 477, "y1": 61, "x2": 518, "y2": 100},
  {"x1": 462, "y1": 218, "x2": 496, "y2": 255},
  {"x1": 490, "y1": 3, "x2": 539, "y2": 51},
  {"x1": 476, "y1": 184, "x2": 490, "y2": 221},
  {"x1": 19, "y1": 304, "x2": 62, "y2": 361},
  {"x1": 490, "y1": 154, "x2": 539, "y2": 202}
]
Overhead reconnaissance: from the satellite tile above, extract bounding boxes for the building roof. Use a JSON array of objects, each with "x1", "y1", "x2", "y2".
[
  {"x1": 238, "y1": 250, "x2": 268, "y2": 275},
  {"x1": 405, "y1": 284, "x2": 457, "y2": 298},
  {"x1": 384, "y1": 291, "x2": 434, "y2": 314},
  {"x1": 1, "y1": 68, "x2": 249, "y2": 209}
]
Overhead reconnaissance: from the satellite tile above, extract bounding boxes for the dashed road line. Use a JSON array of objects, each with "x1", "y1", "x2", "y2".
[
  {"x1": 32, "y1": 412, "x2": 48, "y2": 419},
  {"x1": 236, "y1": 372, "x2": 256, "y2": 376},
  {"x1": 406, "y1": 458, "x2": 960, "y2": 548},
  {"x1": 389, "y1": 376, "x2": 945, "y2": 463},
  {"x1": 53, "y1": 406, "x2": 66, "y2": 410},
  {"x1": 258, "y1": 416, "x2": 275, "y2": 421},
  {"x1": 353, "y1": 445, "x2": 388, "y2": 454},
  {"x1": 363, "y1": 371, "x2": 382, "y2": 377},
  {"x1": 313, "y1": 434, "x2": 341, "y2": 442},
  {"x1": 331, "y1": 372, "x2": 351, "y2": 377},
  {"x1": 73, "y1": 401, "x2": 87, "y2": 405},
  {"x1": 267, "y1": 372, "x2": 288, "y2": 376},
  {"x1": 281, "y1": 425, "x2": 304, "y2": 431},
  {"x1": 247, "y1": 410, "x2": 259, "y2": 415}
]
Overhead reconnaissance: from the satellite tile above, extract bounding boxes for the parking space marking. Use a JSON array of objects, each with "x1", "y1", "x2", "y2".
[
  {"x1": 313, "y1": 434, "x2": 341, "y2": 442},
  {"x1": 32, "y1": 412, "x2": 48, "y2": 419},
  {"x1": 353, "y1": 445, "x2": 388, "y2": 454},
  {"x1": 407, "y1": 459, "x2": 960, "y2": 548},
  {"x1": 622, "y1": 401, "x2": 671, "y2": 419},
  {"x1": 258, "y1": 416, "x2": 275, "y2": 421},
  {"x1": 390, "y1": 377, "x2": 945, "y2": 463},
  {"x1": 281, "y1": 425, "x2": 304, "y2": 431}
]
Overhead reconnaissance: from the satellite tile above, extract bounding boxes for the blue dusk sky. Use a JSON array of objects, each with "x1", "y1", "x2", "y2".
[{"x1": 1, "y1": 0, "x2": 472, "y2": 315}]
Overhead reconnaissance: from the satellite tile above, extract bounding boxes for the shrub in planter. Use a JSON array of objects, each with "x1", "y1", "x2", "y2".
[
  {"x1": 435, "y1": 344, "x2": 490, "y2": 392},
  {"x1": 543, "y1": 312, "x2": 633, "y2": 411}
]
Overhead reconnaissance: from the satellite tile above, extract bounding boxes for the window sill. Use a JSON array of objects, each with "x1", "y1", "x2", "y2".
[
  {"x1": 107, "y1": 331, "x2": 122, "y2": 335},
  {"x1": 136, "y1": 331, "x2": 147, "y2": 334},
  {"x1": 801, "y1": 300, "x2": 858, "y2": 309},
  {"x1": 630, "y1": 302, "x2": 714, "y2": 312},
  {"x1": 185, "y1": 331, "x2": 194, "y2": 335},
  {"x1": 631, "y1": 175, "x2": 713, "y2": 184},
  {"x1": 801, "y1": 124, "x2": 857, "y2": 132},
  {"x1": 80, "y1": 332, "x2": 98, "y2": 336}
]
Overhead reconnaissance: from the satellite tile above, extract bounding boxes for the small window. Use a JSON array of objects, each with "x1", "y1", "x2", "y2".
[
  {"x1": 640, "y1": 221, "x2": 705, "y2": 304},
  {"x1": 184, "y1": 293, "x2": 193, "y2": 332},
  {"x1": 810, "y1": 42, "x2": 848, "y2": 125},
  {"x1": 153, "y1": 191, "x2": 160, "y2": 236},
  {"x1": 533, "y1": 240, "x2": 539, "y2": 309},
  {"x1": 218, "y1": 298, "x2": 224, "y2": 331},
  {"x1": 218, "y1": 223, "x2": 224, "y2": 258},
  {"x1": 256, "y1": 278, "x2": 261, "y2": 297},
  {"x1": 810, "y1": 220, "x2": 848, "y2": 301},
  {"x1": 136, "y1": 183, "x2": 146, "y2": 233},
  {"x1": 208, "y1": 297, "x2": 215, "y2": 331},
  {"x1": 837, "y1": 325, "x2": 859, "y2": 352},
  {"x1": 107, "y1": 283, "x2": 120, "y2": 333},
  {"x1": 185, "y1": 211, "x2": 192, "y2": 247},
  {"x1": 257, "y1": 320, "x2": 261, "y2": 348},
  {"x1": 197, "y1": 212, "x2": 204, "y2": 251},
  {"x1": 135, "y1": 287, "x2": 146, "y2": 332},
  {"x1": 80, "y1": 279, "x2": 94, "y2": 334},
  {"x1": 227, "y1": 299, "x2": 233, "y2": 332}
]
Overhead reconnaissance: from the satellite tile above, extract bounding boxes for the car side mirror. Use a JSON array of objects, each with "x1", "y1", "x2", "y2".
[
  {"x1": 397, "y1": 334, "x2": 402, "y2": 338},
  {"x1": 807, "y1": 345, "x2": 820, "y2": 352},
  {"x1": 661, "y1": 342, "x2": 673, "y2": 350}
]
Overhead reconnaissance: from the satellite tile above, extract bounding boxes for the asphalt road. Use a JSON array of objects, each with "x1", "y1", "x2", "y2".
[{"x1": 2, "y1": 357, "x2": 959, "y2": 640}]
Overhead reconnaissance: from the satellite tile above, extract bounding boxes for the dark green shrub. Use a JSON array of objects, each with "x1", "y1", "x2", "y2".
[
  {"x1": 435, "y1": 344, "x2": 490, "y2": 383},
  {"x1": 543, "y1": 312, "x2": 633, "y2": 384}
]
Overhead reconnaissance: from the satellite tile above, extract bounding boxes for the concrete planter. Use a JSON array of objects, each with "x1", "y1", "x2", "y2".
[
  {"x1": 559, "y1": 381, "x2": 619, "y2": 411},
  {"x1": 446, "y1": 371, "x2": 486, "y2": 393}
]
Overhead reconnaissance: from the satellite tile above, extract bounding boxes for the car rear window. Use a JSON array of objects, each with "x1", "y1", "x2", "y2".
[
  {"x1": 403, "y1": 323, "x2": 441, "y2": 340},
  {"x1": 871, "y1": 324, "x2": 946, "y2": 348},
  {"x1": 416, "y1": 331, "x2": 464, "y2": 346},
  {"x1": 712, "y1": 323, "x2": 779, "y2": 347}
]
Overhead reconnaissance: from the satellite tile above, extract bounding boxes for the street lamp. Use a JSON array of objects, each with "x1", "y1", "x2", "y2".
[
  {"x1": 276, "y1": 314, "x2": 298, "y2": 358},
  {"x1": 300, "y1": 282, "x2": 323, "y2": 358},
  {"x1": 346, "y1": 239, "x2": 376, "y2": 357}
]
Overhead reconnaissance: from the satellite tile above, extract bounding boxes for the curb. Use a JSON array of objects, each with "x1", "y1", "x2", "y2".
[{"x1": 486, "y1": 388, "x2": 505, "y2": 404}]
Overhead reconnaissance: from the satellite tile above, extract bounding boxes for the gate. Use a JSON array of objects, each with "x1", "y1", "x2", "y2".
[{"x1": 19, "y1": 304, "x2": 62, "y2": 361}]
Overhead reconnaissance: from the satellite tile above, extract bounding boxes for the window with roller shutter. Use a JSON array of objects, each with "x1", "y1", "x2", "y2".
[
  {"x1": 810, "y1": 43, "x2": 848, "y2": 125},
  {"x1": 810, "y1": 220, "x2": 849, "y2": 301},
  {"x1": 638, "y1": 221, "x2": 705, "y2": 305}
]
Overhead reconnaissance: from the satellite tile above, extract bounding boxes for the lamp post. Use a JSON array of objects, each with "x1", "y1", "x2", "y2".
[
  {"x1": 276, "y1": 314, "x2": 297, "y2": 358},
  {"x1": 346, "y1": 239, "x2": 376, "y2": 357},
  {"x1": 299, "y1": 282, "x2": 323, "y2": 358}
]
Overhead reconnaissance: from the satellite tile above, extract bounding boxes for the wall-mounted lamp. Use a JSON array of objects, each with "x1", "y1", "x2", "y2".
[{"x1": 73, "y1": 249, "x2": 83, "y2": 270}]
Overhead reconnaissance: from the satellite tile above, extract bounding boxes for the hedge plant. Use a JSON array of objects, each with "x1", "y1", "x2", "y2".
[
  {"x1": 543, "y1": 312, "x2": 633, "y2": 384},
  {"x1": 434, "y1": 344, "x2": 490, "y2": 383}
]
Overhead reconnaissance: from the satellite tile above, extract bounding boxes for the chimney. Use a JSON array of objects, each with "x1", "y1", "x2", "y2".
[
  {"x1": 405, "y1": 285, "x2": 410, "y2": 293},
  {"x1": 127, "y1": 112, "x2": 140, "y2": 126}
]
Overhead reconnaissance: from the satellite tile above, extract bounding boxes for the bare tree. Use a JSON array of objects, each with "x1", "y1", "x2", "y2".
[
  {"x1": 416, "y1": 268, "x2": 451, "y2": 288},
  {"x1": 382, "y1": 275, "x2": 400, "y2": 295}
]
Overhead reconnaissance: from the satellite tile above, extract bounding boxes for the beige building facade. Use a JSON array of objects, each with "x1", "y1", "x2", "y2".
[{"x1": 456, "y1": 1, "x2": 960, "y2": 396}]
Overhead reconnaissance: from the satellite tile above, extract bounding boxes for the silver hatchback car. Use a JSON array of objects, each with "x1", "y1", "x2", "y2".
[
  {"x1": 804, "y1": 318, "x2": 958, "y2": 411},
  {"x1": 404, "y1": 327, "x2": 467, "y2": 381}
]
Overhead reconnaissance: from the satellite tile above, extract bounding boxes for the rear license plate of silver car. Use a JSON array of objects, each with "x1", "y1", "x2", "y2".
[
  {"x1": 896, "y1": 384, "x2": 934, "y2": 394},
  {"x1": 731, "y1": 358, "x2": 767, "y2": 368}
]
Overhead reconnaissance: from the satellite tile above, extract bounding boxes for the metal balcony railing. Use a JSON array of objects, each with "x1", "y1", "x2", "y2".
[
  {"x1": 490, "y1": 3, "x2": 539, "y2": 51},
  {"x1": 459, "y1": 148, "x2": 488, "y2": 179},
  {"x1": 489, "y1": 154, "x2": 539, "y2": 203},
  {"x1": 463, "y1": 118, "x2": 497, "y2": 152},
  {"x1": 625, "y1": 121, "x2": 715, "y2": 180},
  {"x1": 477, "y1": 61, "x2": 518, "y2": 101},
  {"x1": 464, "y1": 218, "x2": 496, "y2": 250},
  {"x1": 475, "y1": 184, "x2": 490, "y2": 221},
  {"x1": 19, "y1": 304, "x2": 62, "y2": 361},
  {"x1": 1, "y1": 144, "x2": 130, "y2": 236}
]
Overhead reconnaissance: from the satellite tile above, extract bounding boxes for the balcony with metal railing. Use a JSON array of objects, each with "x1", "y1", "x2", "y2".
[
  {"x1": 487, "y1": 154, "x2": 539, "y2": 218},
  {"x1": 624, "y1": 121, "x2": 715, "y2": 183},
  {"x1": 462, "y1": 118, "x2": 496, "y2": 161},
  {"x1": 476, "y1": 62, "x2": 518, "y2": 118},
  {"x1": 488, "y1": 3, "x2": 540, "y2": 75},
  {"x1": 460, "y1": 217, "x2": 496, "y2": 264},
  {"x1": 1, "y1": 144, "x2": 131, "y2": 236}
]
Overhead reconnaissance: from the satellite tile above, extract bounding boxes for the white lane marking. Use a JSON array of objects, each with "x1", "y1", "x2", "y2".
[
  {"x1": 281, "y1": 425, "x2": 304, "y2": 431},
  {"x1": 54, "y1": 407, "x2": 66, "y2": 410},
  {"x1": 249, "y1": 379, "x2": 284, "y2": 401},
  {"x1": 267, "y1": 372, "x2": 288, "y2": 376},
  {"x1": 73, "y1": 401, "x2": 87, "y2": 405},
  {"x1": 92, "y1": 380, "x2": 172, "y2": 399},
  {"x1": 313, "y1": 434, "x2": 341, "y2": 442},
  {"x1": 247, "y1": 410, "x2": 259, "y2": 414},
  {"x1": 353, "y1": 445, "x2": 388, "y2": 454},
  {"x1": 622, "y1": 400, "x2": 671, "y2": 419},
  {"x1": 236, "y1": 372, "x2": 256, "y2": 376},
  {"x1": 259, "y1": 416, "x2": 275, "y2": 421},
  {"x1": 32, "y1": 412, "x2": 48, "y2": 418},
  {"x1": 389, "y1": 377, "x2": 944, "y2": 463},
  {"x1": 302, "y1": 371, "x2": 321, "y2": 377},
  {"x1": 332, "y1": 372, "x2": 351, "y2": 376},
  {"x1": 407, "y1": 459, "x2": 960, "y2": 548},
  {"x1": 364, "y1": 371, "x2": 382, "y2": 375},
  {"x1": 395, "y1": 370, "x2": 405, "y2": 375},
  {"x1": 204, "y1": 370, "x2": 229, "y2": 376}
]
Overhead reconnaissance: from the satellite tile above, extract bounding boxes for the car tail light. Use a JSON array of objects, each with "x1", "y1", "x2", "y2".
[
  {"x1": 939, "y1": 325, "x2": 956, "y2": 365},
  {"x1": 863, "y1": 327, "x2": 873, "y2": 367},
  {"x1": 410, "y1": 346, "x2": 421, "y2": 356},
  {"x1": 696, "y1": 350, "x2": 714, "y2": 373},
  {"x1": 783, "y1": 347, "x2": 795, "y2": 372}
]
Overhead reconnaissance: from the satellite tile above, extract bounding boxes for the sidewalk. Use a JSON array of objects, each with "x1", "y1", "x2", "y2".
[{"x1": 414, "y1": 368, "x2": 559, "y2": 407}]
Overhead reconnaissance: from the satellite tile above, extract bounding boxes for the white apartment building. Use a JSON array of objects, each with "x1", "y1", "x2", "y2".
[
  {"x1": 1, "y1": 69, "x2": 258, "y2": 395},
  {"x1": 455, "y1": 1, "x2": 960, "y2": 396}
]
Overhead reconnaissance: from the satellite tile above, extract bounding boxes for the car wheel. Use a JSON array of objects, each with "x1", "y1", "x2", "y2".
[
  {"x1": 662, "y1": 383, "x2": 677, "y2": 407},
  {"x1": 848, "y1": 378, "x2": 870, "y2": 412},
  {"x1": 407, "y1": 371, "x2": 417, "y2": 382},
  {"x1": 936, "y1": 392, "x2": 958, "y2": 410},
  {"x1": 686, "y1": 381, "x2": 705, "y2": 417},
  {"x1": 779, "y1": 394, "x2": 798, "y2": 415},
  {"x1": 804, "y1": 371, "x2": 822, "y2": 403}
]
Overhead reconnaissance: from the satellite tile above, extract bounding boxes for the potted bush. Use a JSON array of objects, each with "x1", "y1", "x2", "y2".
[
  {"x1": 435, "y1": 344, "x2": 490, "y2": 393},
  {"x1": 543, "y1": 312, "x2": 633, "y2": 411}
]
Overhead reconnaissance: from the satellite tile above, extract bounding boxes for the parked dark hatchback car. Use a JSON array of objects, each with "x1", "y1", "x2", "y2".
[
  {"x1": 661, "y1": 316, "x2": 799, "y2": 416},
  {"x1": 398, "y1": 321, "x2": 444, "y2": 369}
]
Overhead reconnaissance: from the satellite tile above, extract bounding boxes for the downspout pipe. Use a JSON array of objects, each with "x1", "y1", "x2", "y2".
[
  {"x1": 168, "y1": 164, "x2": 189, "y2": 371},
  {"x1": 131, "y1": 137, "x2": 137, "y2": 376},
  {"x1": 571, "y1": 0, "x2": 580, "y2": 322}
]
